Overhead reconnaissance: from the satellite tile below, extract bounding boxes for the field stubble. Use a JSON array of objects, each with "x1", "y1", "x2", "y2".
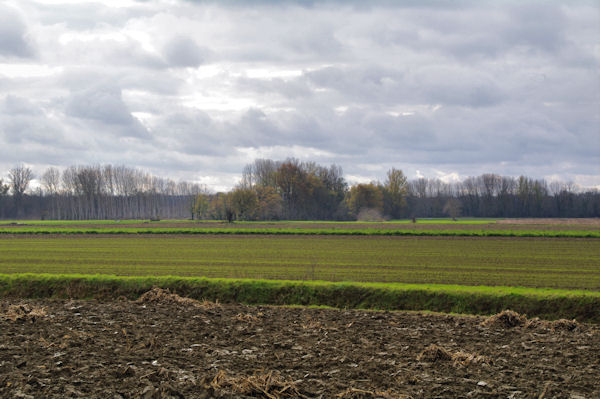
[{"x1": 0, "y1": 293, "x2": 598, "y2": 398}]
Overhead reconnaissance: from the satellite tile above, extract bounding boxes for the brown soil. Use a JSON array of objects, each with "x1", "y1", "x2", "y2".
[
  {"x1": 497, "y1": 218, "x2": 600, "y2": 227},
  {"x1": 0, "y1": 296, "x2": 598, "y2": 398},
  {"x1": 6, "y1": 218, "x2": 600, "y2": 231}
]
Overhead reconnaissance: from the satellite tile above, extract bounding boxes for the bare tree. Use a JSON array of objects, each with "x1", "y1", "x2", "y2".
[
  {"x1": 9, "y1": 165, "x2": 34, "y2": 218},
  {"x1": 0, "y1": 179, "x2": 8, "y2": 196},
  {"x1": 251, "y1": 158, "x2": 278, "y2": 187},
  {"x1": 42, "y1": 167, "x2": 61, "y2": 219},
  {"x1": 0, "y1": 179, "x2": 9, "y2": 218},
  {"x1": 41, "y1": 167, "x2": 60, "y2": 195},
  {"x1": 240, "y1": 164, "x2": 254, "y2": 189}
]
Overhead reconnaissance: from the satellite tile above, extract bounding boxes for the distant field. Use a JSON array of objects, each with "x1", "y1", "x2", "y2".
[
  {"x1": 0, "y1": 218, "x2": 500, "y2": 227},
  {"x1": 1, "y1": 218, "x2": 598, "y2": 232},
  {"x1": 1, "y1": 234, "x2": 598, "y2": 290},
  {"x1": 1, "y1": 220, "x2": 598, "y2": 238}
]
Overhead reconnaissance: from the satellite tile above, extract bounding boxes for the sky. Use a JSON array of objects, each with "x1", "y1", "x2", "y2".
[{"x1": 0, "y1": 0, "x2": 598, "y2": 192}]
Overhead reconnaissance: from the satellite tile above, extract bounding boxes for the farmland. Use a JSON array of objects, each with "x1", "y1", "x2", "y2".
[
  {"x1": 2, "y1": 296, "x2": 598, "y2": 398},
  {"x1": 1, "y1": 235, "x2": 599, "y2": 289},
  {"x1": 0, "y1": 218, "x2": 599, "y2": 321},
  {"x1": 2, "y1": 217, "x2": 600, "y2": 231},
  {"x1": 1, "y1": 218, "x2": 599, "y2": 398}
]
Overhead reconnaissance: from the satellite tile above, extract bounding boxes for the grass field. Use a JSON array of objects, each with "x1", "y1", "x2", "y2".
[
  {"x1": 0, "y1": 234, "x2": 598, "y2": 289},
  {"x1": 1, "y1": 218, "x2": 598, "y2": 321}
]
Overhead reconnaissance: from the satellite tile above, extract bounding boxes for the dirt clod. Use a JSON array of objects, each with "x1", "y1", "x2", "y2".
[
  {"x1": 136, "y1": 287, "x2": 200, "y2": 306},
  {"x1": 336, "y1": 387, "x2": 411, "y2": 398},
  {"x1": 483, "y1": 311, "x2": 583, "y2": 333},
  {"x1": 1, "y1": 303, "x2": 46, "y2": 322},
  {"x1": 136, "y1": 287, "x2": 219, "y2": 310},
  {"x1": 452, "y1": 351, "x2": 493, "y2": 367},
  {"x1": 417, "y1": 345, "x2": 492, "y2": 368},
  {"x1": 210, "y1": 369, "x2": 311, "y2": 398},
  {"x1": 481, "y1": 310, "x2": 527, "y2": 328},
  {"x1": 550, "y1": 318, "x2": 580, "y2": 332},
  {"x1": 417, "y1": 344, "x2": 452, "y2": 362}
]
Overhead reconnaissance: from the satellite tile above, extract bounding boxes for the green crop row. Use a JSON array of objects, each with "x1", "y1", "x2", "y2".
[
  {"x1": 1, "y1": 273, "x2": 598, "y2": 323},
  {"x1": 1, "y1": 235, "x2": 598, "y2": 290},
  {"x1": 0, "y1": 226, "x2": 598, "y2": 238}
]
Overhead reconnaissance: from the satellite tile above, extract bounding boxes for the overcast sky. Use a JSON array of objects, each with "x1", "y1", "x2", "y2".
[{"x1": 0, "y1": 0, "x2": 598, "y2": 191}]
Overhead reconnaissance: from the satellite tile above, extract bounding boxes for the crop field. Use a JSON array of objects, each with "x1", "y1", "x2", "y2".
[
  {"x1": 1, "y1": 234, "x2": 599, "y2": 290},
  {"x1": 0, "y1": 218, "x2": 599, "y2": 323}
]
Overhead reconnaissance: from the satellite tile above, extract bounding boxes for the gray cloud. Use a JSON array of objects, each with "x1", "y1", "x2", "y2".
[
  {"x1": 55, "y1": 67, "x2": 183, "y2": 96},
  {"x1": 304, "y1": 64, "x2": 506, "y2": 108},
  {"x1": 151, "y1": 109, "x2": 227, "y2": 156},
  {"x1": 65, "y1": 84, "x2": 150, "y2": 138},
  {"x1": 1, "y1": 95, "x2": 42, "y2": 116},
  {"x1": 163, "y1": 36, "x2": 210, "y2": 67},
  {"x1": 63, "y1": 38, "x2": 166, "y2": 70},
  {"x1": 505, "y1": 4, "x2": 567, "y2": 53},
  {"x1": 0, "y1": 95, "x2": 83, "y2": 168},
  {"x1": 0, "y1": 5, "x2": 36, "y2": 58}
]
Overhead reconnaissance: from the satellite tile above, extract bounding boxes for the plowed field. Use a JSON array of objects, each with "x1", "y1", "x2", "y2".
[{"x1": 1, "y1": 293, "x2": 598, "y2": 398}]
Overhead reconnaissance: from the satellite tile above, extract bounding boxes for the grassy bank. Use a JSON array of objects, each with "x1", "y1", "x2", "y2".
[
  {"x1": 1, "y1": 273, "x2": 598, "y2": 323},
  {"x1": 0, "y1": 226, "x2": 598, "y2": 238}
]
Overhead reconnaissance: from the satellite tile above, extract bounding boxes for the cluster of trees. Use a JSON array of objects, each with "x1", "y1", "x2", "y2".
[
  {"x1": 0, "y1": 165, "x2": 204, "y2": 220},
  {"x1": 191, "y1": 160, "x2": 410, "y2": 221},
  {"x1": 1, "y1": 160, "x2": 599, "y2": 221},
  {"x1": 405, "y1": 174, "x2": 599, "y2": 218}
]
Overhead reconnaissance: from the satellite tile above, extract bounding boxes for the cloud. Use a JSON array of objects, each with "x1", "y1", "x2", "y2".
[
  {"x1": 1, "y1": 95, "x2": 42, "y2": 116},
  {"x1": 55, "y1": 66, "x2": 182, "y2": 96},
  {"x1": 235, "y1": 75, "x2": 312, "y2": 99},
  {"x1": 0, "y1": 5, "x2": 36, "y2": 59},
  {"x1": 65, "y1": 84, "x2": 150, "y2": 138},
  {"x1": 0, "y1": 1, "x2": 597, "y2": 189},
  {"x1": 151, "y1": 109, "x2": 227, "y2": 156},
  {"x1": 60, "y1": 37, "x2": 166, "y2": 69},
  {"x1": 0, "y1": 95, "x2": 84, "y2": 167},
  {"x1": 505, "y1": 3, "x2": 567, "y2": 53},
  {"x1": 413, "y1": 66, "x2": 506, "y2": 107},
  {"x1": 162, "y1": 36, "x2": 210, "y2": 67}
]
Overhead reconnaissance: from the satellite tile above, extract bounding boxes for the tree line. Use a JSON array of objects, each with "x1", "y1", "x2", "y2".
[
  {"x1": 0, "y1": 165, "x2": 204, "y2": 220},
  {"x1": 1, "y1": 160, "x2": 598, "y2": 221}
]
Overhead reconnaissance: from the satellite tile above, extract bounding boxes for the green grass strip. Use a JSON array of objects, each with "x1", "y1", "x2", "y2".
[
  {"x1": 1, "y1": 273, "x2": 598, "y2": 323},
  {"x1": 0, "y1": 227, "x2": 598, "y2": 238}
]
